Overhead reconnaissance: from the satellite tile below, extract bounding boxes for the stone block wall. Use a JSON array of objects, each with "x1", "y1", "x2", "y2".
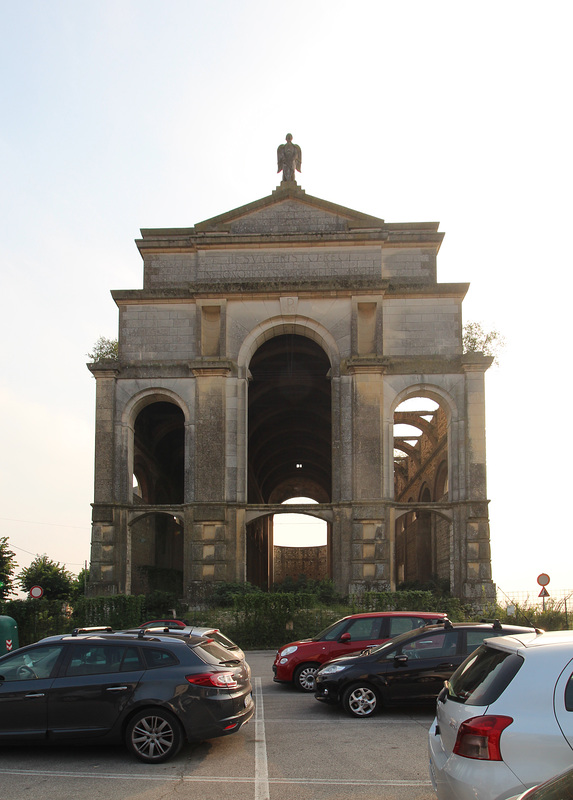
[{"x1": 273, "y1": 545, "x2": 328, "y2": 583}]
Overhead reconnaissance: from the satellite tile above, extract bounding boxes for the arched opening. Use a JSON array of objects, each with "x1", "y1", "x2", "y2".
[
  {"x1": 272, "y1": 497, "x2": 329, "y2": 587},
  {"x1": 129, "y1": 512, "x2": 184, "y2": 595},
  {"x1": 393, "y1": 395, "x2": 450, "y2": 589},
  {"x1": 246, "y1": 334, "x2": 332, "y2": 588},
  {"x1": 133, "y1": 401, "x2": 185, "y2": 504}
]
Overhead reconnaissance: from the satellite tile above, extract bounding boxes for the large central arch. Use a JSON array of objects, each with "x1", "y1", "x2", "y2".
[{"x1": 246, "y1": 332, "x2": 332, "y2": 587}]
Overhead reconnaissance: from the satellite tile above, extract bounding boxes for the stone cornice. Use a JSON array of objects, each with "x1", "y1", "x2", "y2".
[
  {"x1": 461, "y1": 353, "x2": 494, "y2": 372},
  {"x1": 342, "y1": 357, "x2": 389, "y2": 375},
  {"x1": 86, "y1": 360, "x2": 120, "y2": 377},
  {"x1": 135, "y1": 229, "x2": 444, "y2": 256},
  {"x1": 111, "y1": 280, "x2": 469, "y2": 305},
  {"x1": 112, "y1": 277, "x2": 392, "y2": 303}
]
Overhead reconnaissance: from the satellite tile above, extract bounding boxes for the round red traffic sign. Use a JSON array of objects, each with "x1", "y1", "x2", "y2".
[
  {"x1": 537, "y1": 573, "x2": 550, "y2": 587},
  {"x1": 29, "y1": 585, "x2": 44, "y2": 599}
]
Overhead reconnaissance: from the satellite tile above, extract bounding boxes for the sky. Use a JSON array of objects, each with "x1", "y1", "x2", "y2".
[{"x1": 1, "y1": 1, "x2": 571, "y2": 602}]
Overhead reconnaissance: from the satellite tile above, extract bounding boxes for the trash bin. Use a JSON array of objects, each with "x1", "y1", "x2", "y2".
[{"x1": 0, "y1": 615, "x2": 19, "y2": 654}]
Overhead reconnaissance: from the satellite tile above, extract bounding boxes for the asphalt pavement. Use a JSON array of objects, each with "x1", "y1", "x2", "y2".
[{"x1": 0, "y1": 650, "x2": 437, "y2": 800}]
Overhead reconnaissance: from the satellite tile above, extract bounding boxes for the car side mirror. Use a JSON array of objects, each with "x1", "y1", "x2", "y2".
[
  {"x1": 394, "y1": 654, "x2": 408, "y2": 666},
  {"x1": 339, "y1": 632, "x2": 352, "y2": 643}
]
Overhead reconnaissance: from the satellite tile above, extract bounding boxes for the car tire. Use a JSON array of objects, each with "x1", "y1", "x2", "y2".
[
  {"x1": 125, "y1": 708, "x2": 184, "y2": 763},
  {"x1": 294, "y1": 662, "x2": 319, "y2": 692},
  {"x1": 342, "y1": 683, "x2": 381, "y2": 717}
]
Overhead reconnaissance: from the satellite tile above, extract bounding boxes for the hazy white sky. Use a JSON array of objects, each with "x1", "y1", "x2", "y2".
[{"x1": 1, "y1": 1, "x2": 571, "y2": 600}]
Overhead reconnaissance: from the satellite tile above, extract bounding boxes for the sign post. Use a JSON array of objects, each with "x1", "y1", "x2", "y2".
[{"x1": 537, "y1": 574, "x2": 550, "y2": 611}]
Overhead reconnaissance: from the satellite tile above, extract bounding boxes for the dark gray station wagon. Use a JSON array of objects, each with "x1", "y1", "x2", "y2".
[{"x1": 0, "y1": 627, "x2": 253, "y2": 762}]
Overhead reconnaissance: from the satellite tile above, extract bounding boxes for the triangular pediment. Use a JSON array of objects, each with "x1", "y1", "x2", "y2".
[{"x1": 193, "y1": 182, "x2": 386, "y2": 236}]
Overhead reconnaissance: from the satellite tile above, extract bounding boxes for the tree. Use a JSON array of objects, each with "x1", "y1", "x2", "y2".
[
  {"x1": 463, "y1": 322, "x2": 505, "y2": 366},
  {"x1": 87, "y1": 336, "x2": 118, "y2": 362},
  {"x1": 0, "y1": 537, "x2": 17, "y2": 599},
  {"x1": 18, "y1": 555, "x2": 75, "y2": 601},
  {"x1": 69, "y1": 566, "x2": 89, "y2": 602}
]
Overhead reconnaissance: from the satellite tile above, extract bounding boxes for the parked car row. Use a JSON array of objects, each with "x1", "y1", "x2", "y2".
[
  {"x1": 2, "y1": 608, "x2": 572, "y2": 800},
  {"x1": 273, "y1": 610, "x2": 449, "y2": 690},
  {"x1": 272, "y1": 611, "x2": 573, "y2": 800}
]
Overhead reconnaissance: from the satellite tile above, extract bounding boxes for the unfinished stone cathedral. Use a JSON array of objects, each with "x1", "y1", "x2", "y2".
[{"x1": 87, "y1": 136, "x2": 495, "y2": 602}]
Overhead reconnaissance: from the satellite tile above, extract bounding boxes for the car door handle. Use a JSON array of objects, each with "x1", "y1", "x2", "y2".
[
  {"x1": 24, "y1": 693, "x2": 45, "y2": 698},
  {"x1": 106, "y1": 686, "x2": 129, "y2": 692},
  {"x1": 436, "y1": 663, "x2": 455, "y2": 669}
]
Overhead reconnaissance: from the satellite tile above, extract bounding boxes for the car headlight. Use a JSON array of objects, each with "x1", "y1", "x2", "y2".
[
  {"x1": 280, "y1": 646, "x2": 298, "y2": 657},
  {"x1": 318, "y1": 664, "x2": 347, "y2": 676}
]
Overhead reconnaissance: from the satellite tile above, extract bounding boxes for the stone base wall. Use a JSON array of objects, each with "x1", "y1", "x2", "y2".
[{"x1": 273, "y1": 545, "x2": 327, "y2": 584}]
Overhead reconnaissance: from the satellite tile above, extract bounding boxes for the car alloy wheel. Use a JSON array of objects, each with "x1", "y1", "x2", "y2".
[
  {"x1": 343, "y1": 684, "x2": 380, "y2": 717},
  {"x1": 126, "y1": 708, "x2": 183, "y2": 763},
  {"x1": 294, "y1": 663, "x2": 319, "y2": 692}
]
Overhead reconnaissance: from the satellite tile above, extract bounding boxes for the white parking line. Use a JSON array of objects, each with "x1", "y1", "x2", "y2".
[
  {"x1": 0, "y1": 770, "x2": 431, "y2": 786},
  {"x1": 264, "y1": 718, "x2": 430, "y2": 724},
  {"x1": 254, "y1": 676, "x2": 270, "y2": 800}
]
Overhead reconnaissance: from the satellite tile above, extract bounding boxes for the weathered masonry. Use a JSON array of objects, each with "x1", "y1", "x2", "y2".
[{"x1": 88, "y1": 180, "x2": 495, "y2": 602}]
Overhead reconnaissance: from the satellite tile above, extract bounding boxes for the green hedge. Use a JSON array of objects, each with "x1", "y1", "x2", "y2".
[
  {"x1": 350, "y1": 590, "x2": 470, "y2": 619},
  {"x1": 5, "y1": 590, "x2": 568, "y2": 651}
]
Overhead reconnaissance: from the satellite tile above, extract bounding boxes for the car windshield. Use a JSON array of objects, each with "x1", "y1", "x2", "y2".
[
  {"x1": 446, "y1": 645, "x2": 523, "y2": 705},
  {"x1": 313, "y1": 619, "x2": 350, "y2": 641}
]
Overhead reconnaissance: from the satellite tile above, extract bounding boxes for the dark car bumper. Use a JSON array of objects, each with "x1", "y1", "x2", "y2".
[
  {"x1": 184, "y1": 690, "x2": 255, "y2": 742},
  {"x1": 314, "y1": 677, "x2": 342, "y2": 703}
]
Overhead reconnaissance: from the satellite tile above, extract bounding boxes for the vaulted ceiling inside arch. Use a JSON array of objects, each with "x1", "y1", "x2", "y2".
[{"x1": 248, "y1": 334, "x2": 332, "y2": 504}]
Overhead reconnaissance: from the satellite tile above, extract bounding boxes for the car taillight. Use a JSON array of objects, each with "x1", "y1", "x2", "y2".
[
  {"x1": 453, "y1": 715, "x2": 513, "y2": 760},
  {"x1": 186, "y1": 671, "x2": 238, "y2": 689}
]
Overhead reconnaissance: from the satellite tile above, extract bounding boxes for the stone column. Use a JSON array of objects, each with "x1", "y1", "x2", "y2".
[
  {"x1": 86, "y1": 361, "x2": 121, "y2": 594},
  {"x1": 188, "y1": 364, "x2": 233, "y2": 595},
  {"x1": 460, "y1": 355, "x2": 495, "y2": 600}
]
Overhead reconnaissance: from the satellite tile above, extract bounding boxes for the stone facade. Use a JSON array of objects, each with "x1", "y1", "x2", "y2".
[{"x1": 87, "y1": 182, "x2": 495, "y2": 602}]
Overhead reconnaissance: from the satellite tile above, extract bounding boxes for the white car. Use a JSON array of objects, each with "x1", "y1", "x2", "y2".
[{"x1": 428, "y1": 629, "x2": 573, "y2": 800}]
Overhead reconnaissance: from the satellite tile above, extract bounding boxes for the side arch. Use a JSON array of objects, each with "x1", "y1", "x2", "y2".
[
  {"x1": 121, "y1": 388, "x2": 189, "y2": 507},
  {"x1": 122, "y1": 387, "x2": 191, "y2": 427},
  {"x1": 390, "y1": 382, "x2": 459, "y2": 591},
  {"x1": 385, "y1": 381, "x2": 462, "y2": 502}
]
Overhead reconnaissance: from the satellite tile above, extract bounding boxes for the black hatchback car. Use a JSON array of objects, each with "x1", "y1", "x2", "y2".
[
  {"x1": 314, "y1": 620, "x2": 536, "y2": 717},
  {"x1": 0, "y1": 627, "x2": 253, "y2": 762}
]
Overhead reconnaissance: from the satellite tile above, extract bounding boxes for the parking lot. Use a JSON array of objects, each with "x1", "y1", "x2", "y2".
[{"x1": 0, "y1": 650, "x2": 436, "y2": 800}]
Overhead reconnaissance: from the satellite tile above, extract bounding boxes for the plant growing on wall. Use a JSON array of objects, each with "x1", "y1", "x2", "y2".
[
  {"x1": 463, "y1": 322, "x2": 505, "y2": 365},
  {"x1": 87, "y1": 336, "x2": 118, "y2": 361}
]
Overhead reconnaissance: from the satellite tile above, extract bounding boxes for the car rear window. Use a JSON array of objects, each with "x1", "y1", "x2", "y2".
[
  {"x1": 193, "y1": 640, "x2": 243, "y2": 665},
  {"x1": 446, "y1": 645, "x2": 523, "y2": 705}
]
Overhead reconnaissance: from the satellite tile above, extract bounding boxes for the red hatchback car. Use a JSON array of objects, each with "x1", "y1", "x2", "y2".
[{"x1": 273, "y1": 611, "x2": 448, "y2": 691}]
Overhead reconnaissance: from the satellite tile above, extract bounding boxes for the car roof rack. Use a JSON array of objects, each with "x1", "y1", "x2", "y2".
[
  {"x1": 71, "y1": 626, "x2": 113, "y2": 636},
  {"x1": 478, "y1": 619, "x2": 503, "y2": 631}
]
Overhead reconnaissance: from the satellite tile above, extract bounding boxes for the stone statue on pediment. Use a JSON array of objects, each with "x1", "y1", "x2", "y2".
[{"x1": 277, "y1": 133, "x2": 301, "y2": 182}]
